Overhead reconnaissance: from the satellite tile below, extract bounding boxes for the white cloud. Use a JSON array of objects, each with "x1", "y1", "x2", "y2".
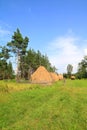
[
  {"x1": 0, "y1": 26, "x2": 11, "y2": 44},
  {"x1": 84, "y1": 48, "x2": 87, "y2": 55},
  {"x1": 47, "y1": 33, "x2": 87, "y2": 73},
  {"x1": 0, "y1": 27, "x2": 11, "y2": 36}
]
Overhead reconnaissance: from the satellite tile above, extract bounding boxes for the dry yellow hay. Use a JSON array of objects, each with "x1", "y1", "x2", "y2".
[
  {"x1": 71, "y1": 75, "x2": 75, "y2": 80},
  {"x1": 31, "y1": 66, "x2": 53, "y2": 84},
  {"x1": 58, "y1": 74, "x2": 63, "y2": 80},
  {"x1": 50, "y1": 72, "x2": 59, "y2": 82}
]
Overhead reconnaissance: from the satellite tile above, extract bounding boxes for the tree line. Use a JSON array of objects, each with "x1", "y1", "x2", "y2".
[
  {"x1": 0, "y1": 28, "x2": 87, "y2": 80},
  {"x1": 64, "y1": 56, "x2": 87, "y2": 79},
  {"x1": 0, "y1": 29, "x2": 57, "y2": 80}
]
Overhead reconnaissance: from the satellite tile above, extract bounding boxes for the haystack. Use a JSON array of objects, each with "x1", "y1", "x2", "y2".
[
  {"x1": 71, "y1": 75, "x2": 75, "y2": 80},
  {"x1": 50, "y1": 72, "x2": 59, "y2": 82},
  {"x1": 58, "y1": 74, "x2": 63, "y2": 80},
  {"x1": 31, "y1": 66, "x2": 53, "y2": 83}
]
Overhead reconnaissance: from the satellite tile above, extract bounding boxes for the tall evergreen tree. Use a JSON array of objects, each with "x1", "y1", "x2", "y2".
[
  {"x1": 7, "y1": 28, "x2": 29, "y2": 80},
  {"x1": 0, "y1": 46, "x2": 14, "y2": 79},
  {"x1": 0, "y1": 46, "x2": 10, "y2": 60}
]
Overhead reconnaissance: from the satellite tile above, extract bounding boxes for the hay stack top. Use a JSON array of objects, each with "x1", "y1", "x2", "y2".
[
  {"x1": 58, "y1": 74, "x2": 63, "y2": 80},
  {"x1": 31, "y1": 66, "x2": 52, "y2": 83},
  {"x1": 50, "y1": 72, "x2": 59, "y2": 81}
]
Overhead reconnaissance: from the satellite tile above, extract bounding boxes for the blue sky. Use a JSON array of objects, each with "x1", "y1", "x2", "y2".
[{"x1": 0, "y1": 0, "x2": 87, "y2": 73}]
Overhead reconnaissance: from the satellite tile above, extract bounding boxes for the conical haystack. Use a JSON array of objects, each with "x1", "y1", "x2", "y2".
[
  {"x1": 58, "y1": 74, "x2": 63, "y2": 80},
  {"x1": 31, "y1": 66, "x2": 53, "y2": 83},
  {"x1": 50, "y1": 72, "x2": 59, "y2": 82}
]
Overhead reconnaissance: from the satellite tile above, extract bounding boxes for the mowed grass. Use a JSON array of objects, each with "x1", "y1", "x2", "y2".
[{"x1": 0, "y1": 80, "x2": 87, "y2": 130}]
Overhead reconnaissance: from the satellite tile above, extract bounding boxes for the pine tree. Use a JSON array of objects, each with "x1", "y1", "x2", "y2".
[{"x1": 7, "y1": 28, "x2": 29, "y2": 80}]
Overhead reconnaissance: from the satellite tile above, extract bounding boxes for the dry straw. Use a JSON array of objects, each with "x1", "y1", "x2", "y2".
[
  {"x1": 50, "y1": 72, "x2": 59, "y2": 82},
  {"x1": 31, "y1": 66, "x2": 53, "y2": 84}
]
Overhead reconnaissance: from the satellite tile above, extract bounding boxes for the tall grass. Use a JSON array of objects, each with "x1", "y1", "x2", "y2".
[{"x1": 0, "y1": 80, "x2": 87, "y2": 130}]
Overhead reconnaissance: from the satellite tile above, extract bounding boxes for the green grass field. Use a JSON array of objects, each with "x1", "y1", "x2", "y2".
[{"x1": 0, "y1": 80, "x2": 87, "y2": 130}]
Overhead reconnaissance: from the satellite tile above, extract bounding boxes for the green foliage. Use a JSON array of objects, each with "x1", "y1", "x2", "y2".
[
  {"x1": 67, "y1": 64, "x2": 73, "y2": 78},
  {"x1": 77, "y1": 56, "x2": 87, "y2": 79},
  {"x1": 0, "y1": 28, "x2": 57, "y2": 80},
  {"x1": 23, "y1": 49, "x2": 57, "y2": 79},
  {"x1": 63, "y1": 73, "x2": 68, "y2": 78},
  {"x1": 7, "y1": 28, "x2": 29, "y2": 80},
  {"x1": 7, "y1": 28, "x2": 29, "y2": 54},
  {"x1": 0, "y1": 60, "x2": 14, "y2": 80},
  {"x1": 0, "y1": 80, "x2": 87, "y2": 130},
  {"x1": 0, "y1": 45, "x2": 14, "y2": 79},
  {"x1": 0, "y1": 46, "x2": 10, "y2": 60}
]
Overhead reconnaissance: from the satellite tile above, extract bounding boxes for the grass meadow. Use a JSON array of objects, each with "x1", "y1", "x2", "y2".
[{"x1": 0, "y1": 80, "x2": 87, "y2": 130}]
